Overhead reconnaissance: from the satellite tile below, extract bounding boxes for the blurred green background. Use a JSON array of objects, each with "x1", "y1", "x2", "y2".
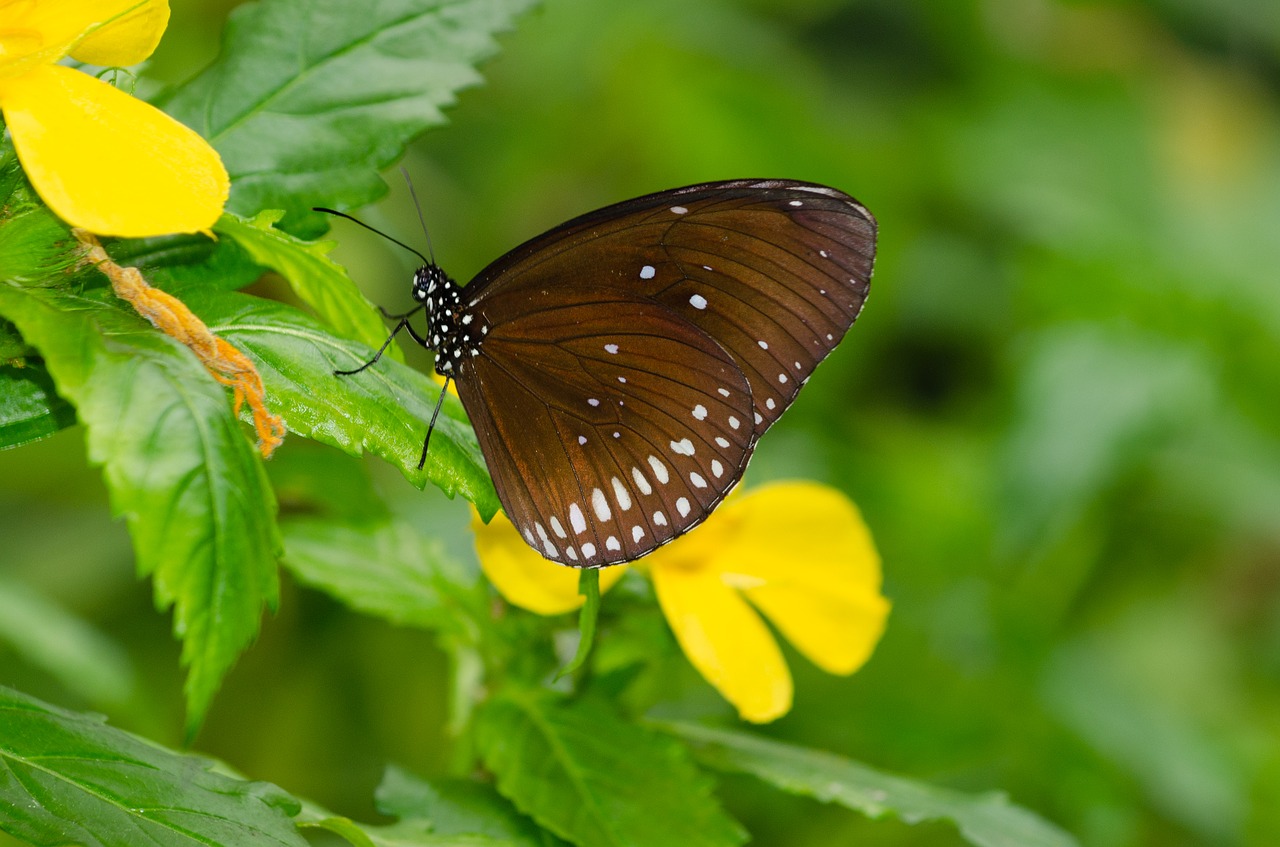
[{"x1": 3, "y1": 0, "x2": 1280, "y2": 845}]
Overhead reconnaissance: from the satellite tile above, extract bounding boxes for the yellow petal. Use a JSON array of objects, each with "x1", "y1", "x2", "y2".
[
  {"x1": 472, "y1": 509, "x2": 626, "y2": 616},
  {"x1": 650, "y1": 555, "x2": 792, "y2": 722},
  {"x1": 0, "y1": 1, "x2": 160, "y2": 75},
  {"x1": 714, "y1": 482, "x2": 890, "y2": 675},
  {"x1": 0, "y1": 64, "x2": 228, "y2": 237},
  {"x1": 71, "y1": 1, "x2": 170, "y2": 68}
]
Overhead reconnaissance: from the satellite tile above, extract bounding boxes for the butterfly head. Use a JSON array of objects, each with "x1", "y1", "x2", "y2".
[{"x1": 412, "y1": 264, "x2": 486, "y2": 377}]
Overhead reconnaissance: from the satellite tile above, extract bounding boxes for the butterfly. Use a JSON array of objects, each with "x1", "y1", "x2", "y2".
[{"x1": 327, "y1": 179, "x2": 876, "y2": 568}]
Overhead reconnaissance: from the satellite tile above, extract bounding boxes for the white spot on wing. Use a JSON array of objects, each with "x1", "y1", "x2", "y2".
[
  {"x1": 766, "y1": 398, "x2": 775, "y2": 410},
  {"x1": 632, "y1": 525, "x2": 644, "y2": 543},
  {"x1": 592, "y1": 488, "x2": 611, "y2": 522},
  {"x1": 692, "y1": 404, "x2": 707, "y2": 421},
  {"x1": 715, "y1": 436, "x2": 730, "y2": 448},
  {"x1": 670, "y1": 205, "x2": 688, "y2": 214},
  {"x1": 604, "y1": 343, "x2": 619, "y2": 354},
  {"x1": 778, "y1": 373, "x2": 788, "y2": 384},
  {"x1": 676, "y1": 497, "x2": 691, "y2": 518},
  {"x1": 588, "y1": 398, "x2": 600, "y2": 407},
  {"x1": 654, "y1": 511, "x2": 668, "y2": 526},
  {"x1": 550, "y1": 517, "x2": 567, "y2": 539},
  {"x1": 582, "y1": 542, "x2": 596, "y2": 558},
  {"x1": 611, "y1": 476, "x2": 632, "y2": 511},
  {"x1": 606, "y1": 536, "x2": 621, "y2": 552},
  {"x1": 648, "y1": 455, "x2": 670, "y2": 484},
  {"x1": 711, "y1": 460, "x2": 724, "y2": 478},
  {"x1": 758, "y1": 340, "x2": 768, "y2": 350},
  {"x1": 690, "y1": 472, "x2": 707, "y2": 489},
  {"x1": 632, "y1": 467, "x2": 652, "y2": 495},
  {"x1": 718, "y1": 388, "x2": 730, "y2": 397},
  {"x1": 728, "y1": 416, "x2": 740, "y2": 430},
  {"x1": 689, "y1": 294, "x2": 707, "y2": 310},
  {"x1": 566, "y1": 547, "x2": 578, "y2": 561},
  {"x1": 640, "y1": 265, "x2": 656, "y2": 279},
  {"x1": 578, "y1": 435, "x2": 587, "y2": 445},
  {"x1": 670, "y1": 438, "x2": 695, "y2": 456},
  {"x1": 569, "y1": 503, "x2": 587, "y2": 535}
]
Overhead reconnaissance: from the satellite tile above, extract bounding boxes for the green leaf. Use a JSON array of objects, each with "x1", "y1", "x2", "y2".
[
  {"x1": 104, "y1": 231, "x2": 265, "y2": 292},
  {"x1": 300, "y1": 812, "x2": 507, "y2": 847},
  {"x1": 0, "y1": 317, "x2": 28, "y2": 359},
  {"x1": 162, "y1": 0, "x2": 536, "y2": 234},
  {"x1": 0, "y1": 577, "x2": 133, "y2": 707},
  {"x1": 180, "y1": 285, "x2": 498, "y2": 518},
  {"x1": 281, "y1": 515, "x2": 484, "y2": 636},
  {"x1": 662, "y1": 722, "x2": 1080, "y2": 847},
  {"x1": 377, "y1": 765, "x2": 560, "y2": 847},
  {"x1": 216, "y1": 210, "x2": 398, "y2": 354},
  {"x1": 0, "y1": 363, "x2": 76, "y2": 449},
  {"x1": 475, "y1": 691, "x2": 745, "y2": 847},
  {"x1": 0, "y1": 284, "x2": 281, "y2": 735},
  {"x1": 0, "y1": 685, "x2": 306, "y2": 847}
]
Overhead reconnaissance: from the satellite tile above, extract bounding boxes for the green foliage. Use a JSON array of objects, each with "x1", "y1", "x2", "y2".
[
  {"x1": 215, "y1": 211, "x2": 398, "y2": 355},
  {"x1": 0, "y1": 364, "x2": 75, "y2": 451},
  {"x1": 0, "y1": 579, "x2": 133, "y2": 708},
  {"x1": 0, "y1": 283, "x2": 281, "y2": 735},
  {"x1": 189, "y1": 285, "x2": 497, "y2": 515},
  {"x1": 161, "y1": 0, "x2": 536, "y2": 235},
  {"x1": 375, "y1": 765, "x2": 563, "y2": 846},
  {"x1": 474, "y1": 692, "x2": 746, "y2": 847},
  {"x1": 665, "y1": 722, "x2": 1077, "y2": 847},
  {"x1": 4, "y1": 0, "x2": 1278, "y2": 846},
  {"x1": 0, "y1": 686, "x2": 304, "y2": 847}
]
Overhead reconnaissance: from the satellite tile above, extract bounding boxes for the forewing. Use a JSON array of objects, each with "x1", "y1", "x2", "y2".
[{"x1": 466, "y1": 179, "x2": 876, "y2": 436}]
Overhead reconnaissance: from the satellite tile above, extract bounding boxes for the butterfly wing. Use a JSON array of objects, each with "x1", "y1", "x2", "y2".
[
  {"x1": 466, "y1": 179, "x2": 876, "y2": 434},
  {"x1": 453, "y1": 291, "x2": 755, "y2": 567},
  {"x1": 456, "y1": 179, "x2": 876, "y2": 566}
]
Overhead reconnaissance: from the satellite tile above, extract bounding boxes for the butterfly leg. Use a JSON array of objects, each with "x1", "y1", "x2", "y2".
[
  {"x1": 334, "y1": 308, "x2": 425, "y2": 376},
  {"x1": 417, "y1": 375, "x2": 451, "y2": 470}
]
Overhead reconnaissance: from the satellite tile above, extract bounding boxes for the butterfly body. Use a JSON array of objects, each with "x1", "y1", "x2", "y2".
[{"x1": 361, "y1": 179, "x2": 876, "y2": 568}]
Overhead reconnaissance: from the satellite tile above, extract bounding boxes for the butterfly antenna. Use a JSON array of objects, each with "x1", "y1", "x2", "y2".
[
  {"x1": 400, "y1": 166, "x2": 437, "y2": 266},
  {"x1": 313, "y1": 207, "x2": 432, "y2": 266}
]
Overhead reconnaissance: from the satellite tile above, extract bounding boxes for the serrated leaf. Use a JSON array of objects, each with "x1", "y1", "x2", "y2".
[
  {"x1": 662, "y1": 722, "x2": 1080, "y2": 847},
  {"x1": 0, "y1": 685, "x2": 306, "y2": 847},
  {"x1": 0, "y1": 577, "x2": 134, "y2": 707},
  {"x1": 0, "y1": 363, "x2": 76, "y2": 449},
  {"x1": 281, "y1": 515, "x2": 484, "y2": 636},
  {"x1": 0, "y1": 284, "x2": 280, "y2": 735},
  {"x1": 475, "y1": 692, "x2": 746, "y2": 847},
  {"x1": 216, "y1": 210, "x2": 397, "y2": 354},
  {"x1": 162, "y1": 0, "x2": 536, "y2": 234},
  {"x1": 377, "y1": 765, "x2": 563, "y2": 847},
  {"x1": 177, "y1": 284, "x2": 498, "y2": 518}
]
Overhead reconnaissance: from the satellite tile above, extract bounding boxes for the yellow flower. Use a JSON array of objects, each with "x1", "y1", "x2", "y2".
[
  {"x1": 0, "y1": 1, "x2": 228, "y2": 237},
  {"x1": 472, "y1": 481, "x2": 890, "y2": 722}
]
